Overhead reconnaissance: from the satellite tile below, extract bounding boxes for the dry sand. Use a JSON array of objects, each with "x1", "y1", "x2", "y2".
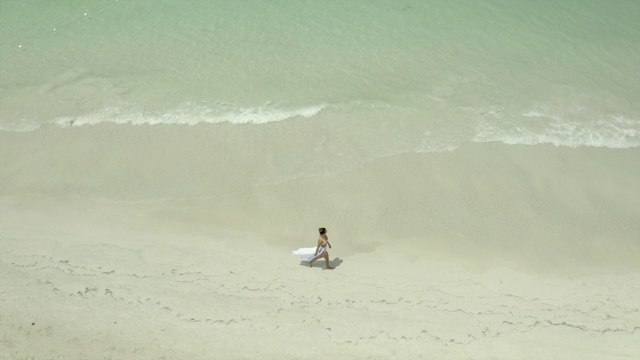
[
  {"x1": 1, "y1": 125, "x2": 639, "y2": 358},
  {"x1": 1, "y1": 194, "x2": 639, "y2": 360}
]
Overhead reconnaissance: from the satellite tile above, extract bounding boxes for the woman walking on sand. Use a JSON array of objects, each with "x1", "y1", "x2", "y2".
[
  {"x1": 292, "y1": 227, "x2": 334, "y2": 269},
  {"x1": 309, "y1": 227, "x2": 334, "y2": 269}
]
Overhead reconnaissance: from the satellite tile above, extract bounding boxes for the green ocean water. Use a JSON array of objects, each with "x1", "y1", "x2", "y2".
[{"x1": 1, "y1": 0, "x2": 639, "y2": 148}]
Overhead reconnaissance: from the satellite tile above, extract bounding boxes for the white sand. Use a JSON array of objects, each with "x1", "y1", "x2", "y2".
[
  {"x1": 1, "y1": 195, "x2": 639, "y2": 359},
  {"x1": 2, "y1": 125, "x2": 639, "y2": 358}
]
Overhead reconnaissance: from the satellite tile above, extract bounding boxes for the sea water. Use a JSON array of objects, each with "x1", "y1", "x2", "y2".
[
  {"x1": 1, "y1": 0, "x2": 639, "y2": 271},
  {"x1": 2, "y1": 0, "x2": 639, "y2": 141}
]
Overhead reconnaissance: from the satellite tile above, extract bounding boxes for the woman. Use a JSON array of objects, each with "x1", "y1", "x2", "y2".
[
  {"x1": 308, "y1": 227, "x2": 334, "y2": 269},
  {"x1": 292, "y1": 227, "x2": 334, "y2": 269}
]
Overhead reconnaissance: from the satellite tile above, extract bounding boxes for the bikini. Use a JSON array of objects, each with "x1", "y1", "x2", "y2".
[{"x1": 316, "y1": 238, "x2": 327, "y2": 255}]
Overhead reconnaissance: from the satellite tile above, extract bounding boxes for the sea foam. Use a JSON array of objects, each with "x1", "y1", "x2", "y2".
[
  {"x1": 3, "y1": 100, "x2": 638, "y2": 152},
  {"x1": 471, "y1": 107, "x2": 640, "y2": 149},
  {"x1": 48, "y1": 102, "x2": 327, "y2": 128},
  {"x1": 415, "y1": 113, "x2": 639, "y2": 154}
]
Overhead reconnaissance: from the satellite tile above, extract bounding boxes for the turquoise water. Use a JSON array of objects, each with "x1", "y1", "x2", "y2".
[{"x1": 1, "y1": 0, "x2": 639, "y2": 148}]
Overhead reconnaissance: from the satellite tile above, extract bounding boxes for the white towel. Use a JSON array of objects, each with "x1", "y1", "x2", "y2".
[{"x1": 292, "y1": 246, "x2": 324, "y2": 262}]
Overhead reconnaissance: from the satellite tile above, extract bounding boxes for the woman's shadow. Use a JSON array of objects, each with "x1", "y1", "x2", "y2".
[{"x1": 301, "y1": 257, "x2": 344, "y2": 269}]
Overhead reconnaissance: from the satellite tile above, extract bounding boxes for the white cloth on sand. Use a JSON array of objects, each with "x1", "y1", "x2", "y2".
[{"x1": 292, "y1": 246, "x2": 325, "y2": 262}]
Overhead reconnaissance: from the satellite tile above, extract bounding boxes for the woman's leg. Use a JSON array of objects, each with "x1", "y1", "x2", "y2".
[
  {"x1": 308, "y1": 253, "x2": 323, "y2": 267},
  {"x1": 323, "y1": 252, "x2": 334, "y2": 269}
]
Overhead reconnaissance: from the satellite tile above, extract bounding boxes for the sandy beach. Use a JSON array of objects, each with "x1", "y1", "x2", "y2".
[
  {"x1": 1, "y1": 196, "x2": 639, "y2": 359},
  {"x1": 2, "y1": 140, "x2": 639, "y2": 359}
]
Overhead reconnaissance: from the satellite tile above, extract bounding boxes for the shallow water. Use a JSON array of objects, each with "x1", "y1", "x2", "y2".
[{"x1": 1, "y1": 0, "x2": 639, "y2": 145}]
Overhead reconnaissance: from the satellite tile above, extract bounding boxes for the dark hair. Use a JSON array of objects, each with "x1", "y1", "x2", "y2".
[{"x1": 318, "y1": 227, "x2": 327, "y2": 234}]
